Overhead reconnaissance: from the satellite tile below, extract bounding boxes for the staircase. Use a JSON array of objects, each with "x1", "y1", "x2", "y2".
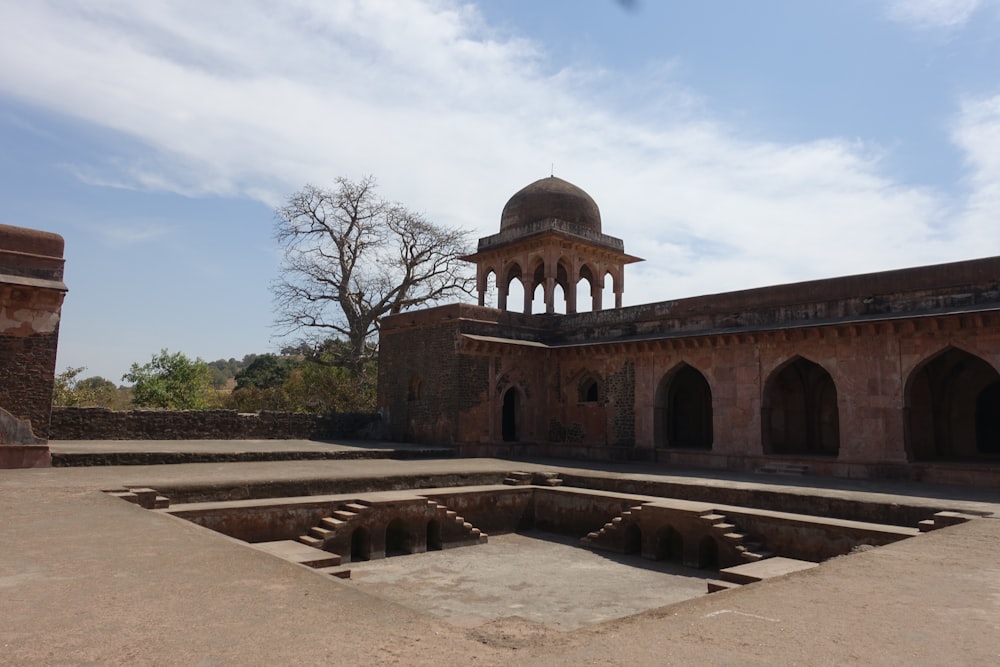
[
  {"x1": 580, "y1": 504, "x2": 644, "y2": 549},
  {"x1": 425, "y1": 499, "x2": 490, "y2": 547},
  {"x1": 581, "y1": 505, "x2": 774, "y2": 567},
  {"x1": 298, "y1": 500, "x2": 373, "y2": 549},
  {"x1": 698, "y1": 512, "x2": 773, "y2": 563},
  {"x1": 297, "y1": 497, "x2": 487, "y2": 560}
]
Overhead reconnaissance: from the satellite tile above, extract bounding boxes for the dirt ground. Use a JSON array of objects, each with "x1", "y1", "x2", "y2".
[{"x1": 3, "y1": 447, "x2": 1000, "y2": 666}]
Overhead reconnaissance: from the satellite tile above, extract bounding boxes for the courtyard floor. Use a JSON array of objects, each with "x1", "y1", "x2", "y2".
[{"x1": 3, "y1": 440, "x2": 1000, "y2": 665}]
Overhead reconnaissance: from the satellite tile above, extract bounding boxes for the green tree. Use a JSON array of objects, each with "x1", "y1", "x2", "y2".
[
  {"x1": 122, "y1": 349, "x2": 213, "y2": 409},
  {"x1": 234, "y1": 354, "x2": 293, "y2": 390},
  {"x1": 53, "y1": 367, "x2": 131, "y2": 409}
]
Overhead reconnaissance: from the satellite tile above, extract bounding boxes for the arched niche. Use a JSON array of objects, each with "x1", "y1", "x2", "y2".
[
  {"x1": 905, "y1": 347, "x2": 1000, "y2": 460},
  {"x1": 501, "y1": 387, "x2": 521, "y2": 442},
  {"x1": 653, "y1": 363, "x2": 713, "y2": 450},
  {"x1": 761, "y1": 356, "x2": 840, "y2": 456}
]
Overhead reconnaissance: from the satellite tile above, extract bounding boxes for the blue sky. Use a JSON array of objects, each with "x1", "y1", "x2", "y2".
[{"x1": 1, "y1": 0, "x2": 999, "y2": 382}]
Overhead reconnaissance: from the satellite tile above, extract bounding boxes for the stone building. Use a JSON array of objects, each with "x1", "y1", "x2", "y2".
[
  {"x1": 0, "y1": 224, "x2": 67, "y2": 468},
  {"x1": 378, "y1": 176, "x2": 1000, "y2": 486}
]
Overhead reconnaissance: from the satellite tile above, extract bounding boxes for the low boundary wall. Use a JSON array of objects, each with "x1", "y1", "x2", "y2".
[{"x1": 50, "y1": 407, "x2": 379, "y2": 441}]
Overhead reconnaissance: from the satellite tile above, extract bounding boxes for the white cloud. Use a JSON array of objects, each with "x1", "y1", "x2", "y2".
[
  {"x1": 885, "y1": 0, "x2": 985, "y2": 29},
  {"x1": 0, "y1": 0, "x2": 997, "y2": 310}
]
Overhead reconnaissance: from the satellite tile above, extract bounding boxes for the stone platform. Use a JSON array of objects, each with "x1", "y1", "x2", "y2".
[{"x1": 3, "y1": 440, "x2": 1000, "y2": 665}]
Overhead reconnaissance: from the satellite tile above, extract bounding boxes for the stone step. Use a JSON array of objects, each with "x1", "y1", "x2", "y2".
[
  {"x1": 309, "y1": 526, "x2": 335, "y2": 540},
  {"x1": 315, "y1": 566, "x2": 352, "y2": 579},
  {"x1": 586, "y1": 532, "x2": 600, "y2": 540},
  {"x1": 742, "y1": 550, "x2": 774, "y2": 562},
  {"x1": 707, "y1": 579, "x2": 742, "y2": 593},
  {"x1": 462, "y1": 522, "x2": 473, "y2": 530},
  {"x1": 700, "y1": 513, "x2": 726, "y2": 522},
  {"x1": 298, "y1": 535, "x2": 323, "y2": 548},
  {"x1": 918, "y1": 519, "x2": 937, "y2": 532},
  {"x1": 712, "y1": 523, "x2": 736, "y2": 532},
  {"x1": 543, "y1": 479, "x2": 562, "y2": 486},
  {"x1": 722, "y1": 532, "x2": 746, "y2": 541},
  {"x1": 720, "y1": 557, "x2": 817, "y2": 585},
  {"x1": 343, "y1": 503, "x2": 368, "y2": 513},
  {"x1": 321, "y1": 517, "x2": 345, "y2": 530},
  {"x1": 331, "y1": 510, "x2": 357, "y2": 521},
  {"x1": 254, "y1": 540, "x2": 341, "y2": 568},
  {"x1": 154, "y1": 496, "x2": 170, "y2": 509}
]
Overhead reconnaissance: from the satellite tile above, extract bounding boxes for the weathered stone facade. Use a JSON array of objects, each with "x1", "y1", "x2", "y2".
[
  {"x1": 379, "y1": 177, "x2": 1000, "y2": 486},
  {"x1": 0, "y1": 224, "x2": 67, "y2": 467}
]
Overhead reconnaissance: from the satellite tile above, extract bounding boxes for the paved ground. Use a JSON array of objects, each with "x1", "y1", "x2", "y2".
[
  {"x1": 3, "y1": 440, "x2": 1000, "y2": 665},
  {"x1": 347, "y1": 531, "x2": 712, "y2": 630}
]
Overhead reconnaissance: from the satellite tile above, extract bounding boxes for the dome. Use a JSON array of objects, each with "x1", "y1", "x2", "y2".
[{"x1": 499, "y1": 176, "x2": 601, "y2": 234}]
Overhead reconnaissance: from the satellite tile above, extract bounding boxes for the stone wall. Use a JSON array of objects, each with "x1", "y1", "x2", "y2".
[
  {"x1": 50, "y1": 407, "x2": 379, "y2": 441},
  {"x1": 0, "y1": 224, "x2": 67, "y2": 445}
]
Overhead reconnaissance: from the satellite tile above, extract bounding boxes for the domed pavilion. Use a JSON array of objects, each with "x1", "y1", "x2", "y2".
[{"x1": 463, "y1": 176, "x2": 642, "y2": 314}]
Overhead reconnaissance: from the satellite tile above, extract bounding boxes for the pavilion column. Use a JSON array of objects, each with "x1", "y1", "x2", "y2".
[{"x1": 522, "y1": 276, "x2": 532, "y2": 314}]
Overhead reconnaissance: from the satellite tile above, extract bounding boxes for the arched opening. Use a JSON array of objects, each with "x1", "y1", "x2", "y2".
[
  {"x1": 483, "y1": 269, "x2": 498, "y2": 308},
  {"x1": 654, "y1": 526, "x2": 683, "y2": 562},
  {"x1": 552, "y1": 283, "x2": 567, "y2": 314},
  {"x1": 426, "y1": 519, "x2": 443, "y2": 551},
  {"x1": 504, "y1": 264, "x2": 524, "y2": 313},
  {"x1": 385, "y1": 518, "x2": 413, "y2": 557},
  {"x1": 698, "y1": 536, "x2": 719, "y2": 569},
  {"x1": 601, "y1": 271, "x2": 615, "y2": 311},
  {"x1": 623, "y1": 523, "x2": 642, "y2": 556},
  {"x1": 906, "y1": 348, "x2": 1000, "y2": 460},
  {"x1": 654, "y1": 364, "x2": 713, "y2": 450},
  {"x1": 762, "y1": 357, "x2": 840, "y2": 456},
  {"x1": 977, "y1": 381, "x2": 1000, "y2": 454},
  {"x1": 578, "y1": 374, "x2": 600, "y2": 403},
  {"x1": 502, "y1": 387, "x2": 520, "y2": 442},
  {"x1": 576, "y1": 265, "x2": 597, "y2": 313},
  {"x1": 350, "y1": 526, "x2": 370, "y2": 562}
]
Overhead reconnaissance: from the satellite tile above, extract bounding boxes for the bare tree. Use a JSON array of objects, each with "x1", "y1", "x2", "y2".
[{"x1": 272, "y1": 176, "x2": 474, "y2": 373}]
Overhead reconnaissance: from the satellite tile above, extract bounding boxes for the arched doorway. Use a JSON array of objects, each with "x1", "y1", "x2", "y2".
[
  {"x1": 350, "y1": 526, "x2": 370, "y2": 562},
  {"x1": 698, "y1": 536, "x2": 719, "y2": 569},
  {"x1": 623, "y1": 523, "x2": 642, "y2": 555},
  {"x1": 654, "y1": 526, "x2": 683, "y2": 562},
  {"x1": 654, "y1": 364, "x2": 713, "y2": 449},
  {"x1": 906, "y1": 348, "x2": 1000, "y2": 460},
  {"x1": 426, "y1": 519, "x2": 443, "y2": 551},
  {"x1": 502, "y1": 387, "x2": 520, "y2": 442},
  {"x1": 762, "y1": 357, "x2": 840, "y2": 456},
  {"x1": 385, "y1": 518, "x2": 413, "y2": 557}
]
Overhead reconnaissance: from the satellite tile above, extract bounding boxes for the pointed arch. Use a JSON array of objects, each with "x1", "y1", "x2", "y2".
[
  {"x1": 654, "y1": 525, "x2": 683, "y2": 562},
  {"x1": 575, "y1": 264, "x2": 597, "y2": 313},
  {"x1": 762, "y1": 356, "x2": 840, "y2": 456},
  {"x1": 503, "y1": 262, "x2": 525, "y2": 313},
  {"x1": 654, "y1": 363, "x2": 713, "y2": 450},
  {"x1": 385, "y1": 518, "x2": 413, "y2": 557},
  {"x1": 578, "y1": 372, "x2": 601, "y2": 403},
  {"x1": 350, "y1": 526, "x2": 370, "y2": 562},
  {"x1": 904, "y1": 346, "x2": 1000, "y2": 460},
  {"x1": 623, "y1": 523, "x2": 642, "y2": 555},
  {"x1": 501, "y1": 386, "x2": 521, "y2": 442}
]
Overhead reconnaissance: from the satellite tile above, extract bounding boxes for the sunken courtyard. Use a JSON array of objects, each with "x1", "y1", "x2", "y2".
[{"x1": 2, "y1": 173, "x2": 1000, "y2": 664}]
